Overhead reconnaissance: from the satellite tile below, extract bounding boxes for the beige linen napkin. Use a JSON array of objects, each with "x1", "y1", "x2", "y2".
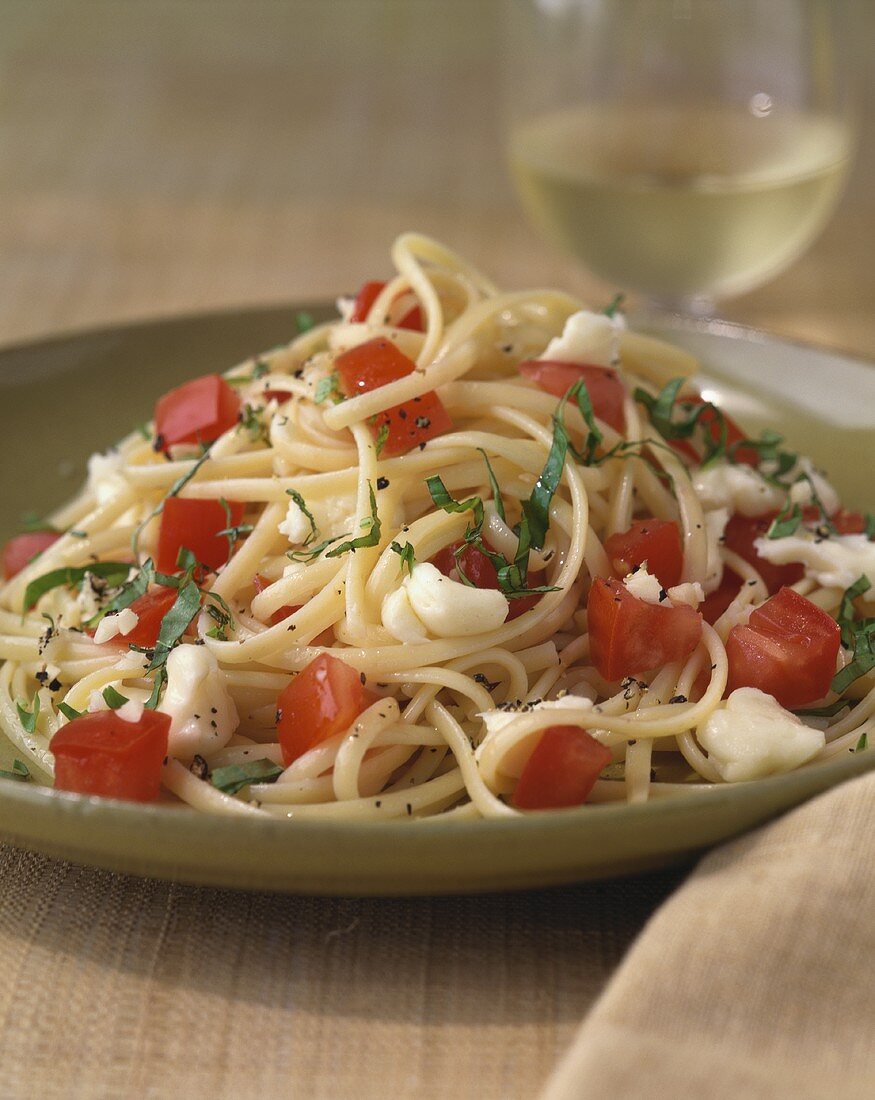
[{"x1": 542, "y1": 770, "x2": 875, "y2": 1100}]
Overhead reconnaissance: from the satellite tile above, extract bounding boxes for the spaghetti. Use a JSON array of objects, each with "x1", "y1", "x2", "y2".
[{"x1": 0, "y1": 233, "x2": 872, "y2": 818}]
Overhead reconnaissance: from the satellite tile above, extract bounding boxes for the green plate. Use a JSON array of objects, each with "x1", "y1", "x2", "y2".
[{"x1": 0, "y1": 308, "x2": 873, "y2": 895}]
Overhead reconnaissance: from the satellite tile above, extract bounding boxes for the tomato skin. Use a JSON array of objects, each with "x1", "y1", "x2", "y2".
[
  {"x1": 277, "y1": 654, "x2": 378, "y2": 765},
  {"x1": 52, "y1": 709, "x2": 170, "y2": 802},
  {"x1": 587, "y1": 577, "x2": 703, "y2": 681},
  {"x1": 154, "y1": 374, "x2": 241, "y2": 449},
  {"x1": 335, "y1": 337, "x2": 452, "y2": 455},
  {"x1": 604, "y1": 519, "x2": 683, "y2": 589},
  {"x1": 723, "y1": 512, "x2": 805, "y2": 593},
  {"x1": 156, "y1": 498, "x2": 244, "y2": 574},
  {"x1": 725, "y1": 587, "x2": 841, "y2": 709},
  {"x1": 108, "y1": 586, "x2": 182, "y2": 647},
  {"x1": 1, "y1": 531, "x2": 61, "y2": 580},
  {"x1": 431, "y1": 542, "x2": 545, "y2": 620},
  {"x1": 512, "y1": 725, "x2": 612, "y2": 810},
  {"x1": 518, "y1": 361, "x2": 626, "y2": 434},
  {"x1": 700, "y1": 569, "x2": 743, "y2": 625},
  {"x1": 349, "y1": 281, "x2": 423, "y2": 331}
]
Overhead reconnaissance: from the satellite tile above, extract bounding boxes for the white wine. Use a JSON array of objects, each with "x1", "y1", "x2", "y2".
[{"x1": 509, "y1": 104, "x2": 852, "y2": 304}]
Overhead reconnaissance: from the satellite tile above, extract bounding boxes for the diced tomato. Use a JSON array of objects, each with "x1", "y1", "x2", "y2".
[
  {"x1": 830, "y1": 509, "x2": 867, "y2": 535},
  {"x1": 154, "y1": 374, "x2": 241, "y2": 450},
  {"x1": 276, "y1": 653, "x2": 378, "y2": 765},
  {"x1": 156, "y1": 497, "x2": 245, "y2": 574},
  {"x1": 668, "y1": 395, "x2": 758, "y2": 467},
  {"x1": 587, "y1": 576, "x2": 703, "y2": 681},
  {"x1": 253, "y1": 573, "x2": 299, "y2": 626},
  {"x1": 431, "y1": 542, "x2": 545, "y2": 620},
  {"x1": 723, "y1": 512, "x2": 804, "y2": 594},
  {"x1": 335, "y1": 337, "x2": 452, "y2": 456},
  {"x1": 604, "y1": 519, "x2": 683, "y2": 589},
  {"x1": 262, "y1": 388, "x2": 293, "y2": 404},
  {"x1": 51, "y1": 709, "x2": 170, "y2": 802},
  {"x1": 725, "y1": 587, "x2": 840, "y2": 709},
  {"x1": 512, "y1": 725, "x2": 612, "y2": 810},
  {"x1": 122, "y1": 586, "x2": 183, "y2": 647},
  {"x1": 349, "y1": 280, "x2": 423, "y2": 331},
  {"x1": 1, "y1": 531, "x2": 61, "y2": 580},
  {"x1": 700, "y1": 569, "x2": 743, "y2": 625},
  {"x1": 518, "y1": 361, "x2": 626, "y2": 434}
]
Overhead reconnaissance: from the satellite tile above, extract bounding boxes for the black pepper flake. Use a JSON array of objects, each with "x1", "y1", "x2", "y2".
[
  {"x1": 658, "y1": 588, "x2": 668, "y2": 602},
  {"x1": 418, "y1": 442, "x2": 426, "y2": 451},
  {"x1": 375, "y1": 800, "x2": 382, "y2": 808},
  {"x1": 152, "y1": 433, "x2": 167, "y2": 453},
  {"x1": 406, "y1": 803, "x2": 412, "y2": 816},
  {"x1": 35, "y1": 670, "x2": 49, "y2": 684},
  {"x1": 360, "y1": 672, "x2": 367, "y2": 685},
  {"x1": 210, "y1": 707, "x2": 218, "y2": 714},
  {"x1": 190, "y1": 755, "x2": 209, "y2": 780},
  {"x1": 669, "y1": 694, "x2": 688, "y2": 704},
  {"x1": 415, "y1": 416, "x2": 431, "y2": 429},
  {"x1": 376, "y1": 477, "x2": 389, "y2": 490}
]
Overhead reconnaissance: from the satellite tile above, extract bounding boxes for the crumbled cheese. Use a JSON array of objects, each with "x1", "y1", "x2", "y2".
[
  {"x1": 667, "y1": 581, "x2": 704, "y2": 608},
  {"x1": 335, "y1": 295, "x2": 355, "y2": 322},
  {"x1": 623, "y1": 567, "x2": 664, "y2": 604},
  {"x1": 93, "y1": 607, "x2": 139, "y2": 645},
  {"x1": 692, "y1": 461, "x2": 785, "y2": 517},
  {"x1": 540, "y1": 309, "x2": 625, "y2": 368},
  {"x1": 158, "y1": 644, "x2": 239, "y2": 761},
  {"x1": 278, "y1": 496, "x2": 312, "y2": 544},
  {"x1": 754, "y1": 531, "x2": 875, "y2": 590},
  {"x1": 787, "y1": 461, "x2": 841, "y2": 515},
  {"x1": 117, "y1": 699, "x2": 145, "y2": 724},
  {"x1": 75, "y1": 573, "x2": 104, "y2": 621},
  {"x1": 381, "y1": 562, "x2": 508, "y2": 642},
  {"x1": 478, "y1": 694, "x2": 594, "y2": 739},
  {"x1": 87, "y1": 450, "x2": 128, "y2": 504},
  {"x1": 697, "y1": 687, "x2": 825, "y2": 782}
]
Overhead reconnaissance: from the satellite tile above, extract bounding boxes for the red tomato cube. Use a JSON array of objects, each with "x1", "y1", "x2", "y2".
[
  {"x1": 1, "y1": 531, "x2": 61, "y2": 580},
  {"x1": 725, "y1": 587, "x2": 841, "y2": 709},
  {"x1": 512, "y1": 725, "x2": 612, "y2": 810},
  {"x1": 156, "y1": 498, "x2": 245, "y2": 574},
  {"x1": 723, "y1": 513, "x2": 805, "y2": 594},
  {"x1": 604, "y1": 518, "x2": 684, "y2": 589},
  {"x1": 277, "y1": 654, "x2": 378, "y2": 765},
  {"x1": 154, "y1": 374, "x2": 241, "y2": 449},
  {"x1": 52, "y1": 709, "x2": 170, "y2": 802},
  {"x1": 587, "y1": 577, "x2": 703, "y2": 681},
  {"x1": 518, "y1": 360, "x2": 626, "y2": 434}
]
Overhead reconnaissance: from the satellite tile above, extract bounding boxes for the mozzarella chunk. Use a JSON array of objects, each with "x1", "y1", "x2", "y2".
[
  {"x1": 541, "y1": 309, "x2": 625, "y2": 368},
  {"x1": 159, "y1": 644, "x2": 239, "y2": 761},
  {"x1": 93, "y1": 607, "x2": 139, "y2": 645},
  {"x1": 87, "y1": 451, "x2": 128, "y2": 504},
  {"x1": 667, "y1": 581, "x2": 704, "y2": 608},
  {"x1": 117, "y1": 699, "x2": 145, "y2": 724},
  {"x1": 692, "y1": 461, "x2": 785, "y2": 517},
  {"x1": 278, "y1": 496, "x2": 312, "y2": 544},
  {"x1": 787, "y1": 462, "x2": 841, "y2": 516},
  {"x1": 478, "y1": 694, "x2": 594, "y2": 739},
  {"x1": 697, "y1": 687, "x2": 824, "y2": 782},
  {"x1": 381, "y1": 585, "x2": 428, "y2": 643},
  {"x1": 382, "y1": 562, "x2": 508, "y2": 642},
  {"x1": 623, "y1": 567, "x2": 664, "y2": 604},
  {"x1": 753, "y1": 531, "x2": 875, "y2": 590}
]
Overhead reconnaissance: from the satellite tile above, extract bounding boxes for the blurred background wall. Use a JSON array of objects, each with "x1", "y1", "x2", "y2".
[{"x1": 0, "y1": 0, "x2": 872, "y2": 352}]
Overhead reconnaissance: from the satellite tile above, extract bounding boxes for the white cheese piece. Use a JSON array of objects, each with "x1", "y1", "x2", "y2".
[
  {"x1": 478, "y1": 695, "x2": 594, "y2": 739},
  {"x1": 335, "y1": 295, "x2": 355, "y2": 322},
  {"x1": 786, "y1": 461, "x2": 841, "y2": 516},
  {"x1": 93, "y1": 607, "x2": 139, "y2": 645},
  {"x1": 692, "y1": 461, "x2": 785, "y2": 517},
  {"x1": 404, "y1": 562, "x2": 509, "y2": 637},
  {"x1": 158, "y1": 644, "x2": 239, "y2": 762},
  {"x1": 278, "y1": 496, "x2": 312, "y2": 544},
  {"x1": 753, "y1": 531, "x2": 875, "y2": 590},
  {"x1": 381, "y1": 585, "x2": 429, "y2": 643},
  {"x1": 540, "y1": 309, "x2": 625, "y2": 368},
  {"x1": 697, "y1": 687, "x2": 825, "y2": 782},
  {"x1": 87, "y1": 450, "x2": 128, "y2": 504},
  {"x1": 117, "y1": 699, "x2": 145, "y2": 724},
  {"x1": 667, "y1": 581, "x2": 704, "y2": 608},
  {"x1": 623, "y1": 567, "x2": 664, "y2": 604},
  {"x1": 75, "y1": 573, "x2": 103, "y2": 622}
]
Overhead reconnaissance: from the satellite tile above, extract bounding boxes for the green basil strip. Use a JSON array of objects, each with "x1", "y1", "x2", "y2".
[
  {"x1": 211, "y1": 758, "x2": 284, "y2": 796},
  {"x1": 23, "y1": 561, "x2": 131, "y2": 612}
]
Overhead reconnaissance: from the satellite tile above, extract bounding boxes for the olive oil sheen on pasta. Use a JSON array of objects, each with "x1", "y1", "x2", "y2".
[{"x1": 509, "y1": 104, "x2": 852, "y2": 305}]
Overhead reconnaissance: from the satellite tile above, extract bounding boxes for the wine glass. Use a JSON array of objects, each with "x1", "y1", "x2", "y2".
[{"x1": 505, "y1": 0, "x2": 857, "y2": 316}]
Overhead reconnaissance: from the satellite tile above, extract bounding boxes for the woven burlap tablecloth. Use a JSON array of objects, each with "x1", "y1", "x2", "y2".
[{"x1": 0, "y1": 3, "x2": 873, "y2": 1097}]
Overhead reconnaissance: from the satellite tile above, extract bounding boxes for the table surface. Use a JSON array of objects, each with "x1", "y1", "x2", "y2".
[{"x1": 0, "y1": 3, "x2": 872, "y2": 1097}]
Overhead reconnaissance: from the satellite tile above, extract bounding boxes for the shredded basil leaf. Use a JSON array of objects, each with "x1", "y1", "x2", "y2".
[
  {"x1": 0, "y1": 759, "x2": 31, "y2": 783},
  {"x1": 16, "y1": 694, "x2": 40, "y2": 734},
  {"x1": 602, "y1": 292, "x2": 625, "y2": 318},
  {"x1": 795, "y1": 699, "x2": 852, "y2": 718},
  {"x1": 23, "y1": 561, "x2": 131, "y2": 613},
  {"x1": 634, "y1": 380, "x2": 727, "y2": 464},
  {"x1": 287, "y1": 535, "x2": 346, "y2": 563},
  {"x1": 326, "y1": 483, "x2": 381, "y2": 557},
  {"x1": 832, "y1": 628, "x2": 875, "y2": 695},
  {"x1": 477, "y1": 448, "x2": 506, "y2": 522},
  {"x1": 87, "y1": 558, "x2": 155, "y2": 628},
  {"x1": 837, "y1": 576, "x2": 871, "y2": 648},
  {"x1": 131, "y1": 445, "x2": 214, "y2": 556},
  {"x1": 102, "y1": 685, "x2": 129, "y2": 710},
  {"x1": 211, "y1": 758, "x2": 284, "y2": 795},
  {"x1": 864, "y1": 514, "x2": 875, "y2": 540},
  {"x1": 20, "y1": 512, "x2": 58, "y2": 534},
  {"x1": 57, "y1": 702, "x2": 82, "y2": 722},
  {"x1": 314, "y1": 372, "x2": 340, "y2": 405},
  {"x1": 854, "y1": 731, "x2": 869, "y2": 753},
  {"x1": 237, "y1": 403, "x2": 268, "y2": 442},
  {"x1": 296, "y1": 310, "x2": 315, "y2": 334},
  {"x1": 285, "y1": 489, "x2": 318, "y2": 545},
  {"x1": 390, "y1": 541, "x2": 416, "y2": 576},
  {"x1": 142, "y1": 580, "x2": 201, "y2": 707},
  {"x1": 766, "y1": 503, "x2": 803, "y2": 540},
  {"x1": 374, "y1": 421, "x2": 390, "y2": 457}
]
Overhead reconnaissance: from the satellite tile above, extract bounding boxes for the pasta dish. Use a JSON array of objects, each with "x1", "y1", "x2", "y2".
[{"x1": 0, "y1": 233, "x2": 872, "y2": 820}]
